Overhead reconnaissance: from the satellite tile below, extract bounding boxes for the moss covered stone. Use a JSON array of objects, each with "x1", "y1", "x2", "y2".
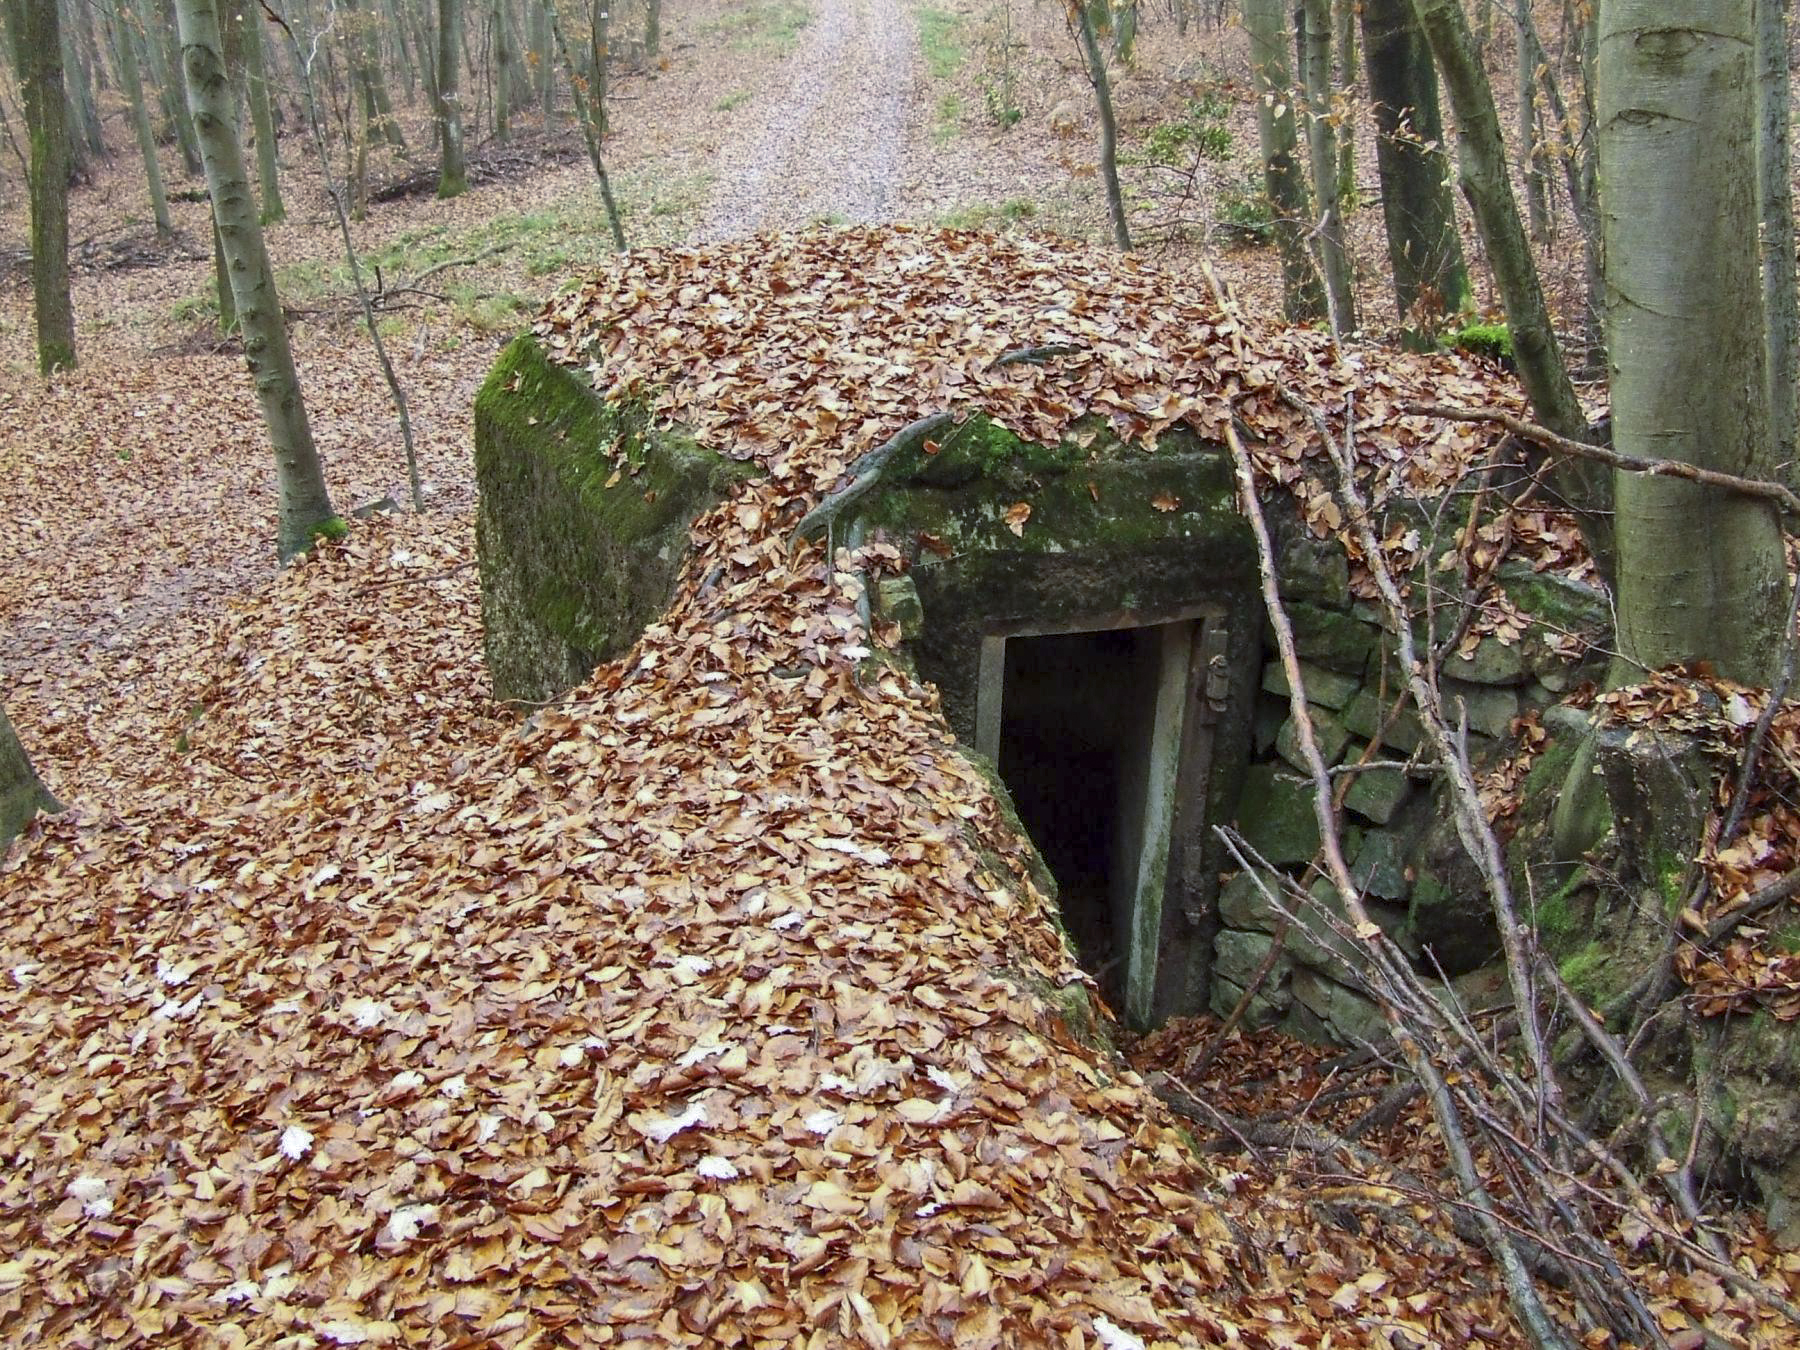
[{"x1": 474, "y1": 335, "x2": 762, "y2": 703}]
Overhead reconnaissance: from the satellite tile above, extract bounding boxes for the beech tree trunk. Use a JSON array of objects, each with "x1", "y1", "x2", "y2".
[
  {"x1": 436, "y1": 0, "x2": 467, "y2": 196},
  {"x1": 543, "y1": 0, "x2": 626, "y2": 249},
  {"x1": 1409, "y1": 0, "x2": 1611, "y2": 577},
  {"x1": 177, "y1": 0, "x2": 340, "y2": 560},
  {"x1": 0, "y1": 702, "x2": 55, "y2": 851},
  {"x1": 233, "y1": 0, "x2": 285, "y2": 223},
  {"x1": 1756, "y1": 0, "x2": 1797, "y2": 483},
  {"x1": 1515, "y1": 0, "x2": 1547, "y2": 240},
  {"x1": 1300, "y1": 0, "x2": 1354, "y2": 333},
  {"x1": 5, "y1": 0, "x2": 76, "y2": 373},
  {"x1": 1360, "y1": 0, "x2": 1468, "y2": 326},
  {"x1": 1600, "y1": 0, "x2": 1786, "y2": 684},
  {"x1": 1243, "y1": 0, "x2": 1324, "y2": 320},
  {"x1": 108, "y1": 0, "x2": 172, "y2": 235},
  {"x1": 1071, "y1": 0, "x2": 1131, "y2": 251}
]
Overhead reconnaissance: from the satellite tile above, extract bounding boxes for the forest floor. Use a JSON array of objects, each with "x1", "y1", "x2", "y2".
[{"x1": 2, "y1": 1, "x2": 1796, "y2": 1344}]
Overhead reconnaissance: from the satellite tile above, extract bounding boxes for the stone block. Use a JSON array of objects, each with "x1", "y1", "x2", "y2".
[
  {"x1": 1351, "y1": 829, "x2": 1410, "y2": 901},
  {"x1": 1441, "y1": 679, "x2": 1520, "y2": 739},
  {"x1": 1261, "y1": 660, "x2": 1362, "y2": 710},
  {"x1": 1291, "y1": 967, "x2": 1387, "y2": 1047},
  {"x1": 1276, "y1": 708, "x2": 1349, "y2": 772},
  {"x1": 1207, "y1": 974, "x2": 1291, "y2": 1030},
  {"x1": 1235, "y1": 762, "x2": 1321, "y2": 865},
  {"x1": 1341, "y1": 689, "x2": 1426, "y2": 754},
  {"x1": 1278, "y1": 531, "x2": 1351, "y2": 607},
  {"x1": 1211, "y1": 930, "x2": 1294, "y2": 1011},
  {"x1": 1340, "y1": 754, "x2": 1412, "y2": 824},
  {"x1": 1441, "y1": 635, "x2": 1527, "y2": 686},
  {"x1": 1282, "y1": 603, "x2": 1383, "y2": 678}
]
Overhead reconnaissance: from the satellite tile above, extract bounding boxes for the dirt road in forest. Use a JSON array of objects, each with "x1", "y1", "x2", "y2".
[{"x1": 696, "y1": 0, "x2": 918, "y2": 239}]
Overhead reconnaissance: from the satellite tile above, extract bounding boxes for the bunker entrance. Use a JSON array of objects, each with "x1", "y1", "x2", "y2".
[{"x1": 981, "y1": 615, "x2": 1216, "y2": 1028}]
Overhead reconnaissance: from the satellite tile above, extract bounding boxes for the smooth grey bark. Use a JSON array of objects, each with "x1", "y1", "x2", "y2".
[
  {"x1": 234, "y1": 0, "x2": 286, "y2": 223},
  {"x1": 543, "y1": 0, "x2": 625, "y2": 248},
  {"x1": 1515, "y1": 0, "x2": 1546, "y2": 240},
  {"x1": 211, "y1": 208, "x2": 237, "y2": 332},
  {"x1": 1360, "y1": 0, "x2": 1468, "y2": 325},
  {"x1": 107, "y1": 0, "x2": 172, "y2": 235},
  {"x1": 1299, "y1": 0, "x2": 1354, "y2": 333},
  {"x1": 346, "y1": 0, "x2": 404, "y2": 149},
  {"x1": 0, "y1": 702, "x2": 56, "y2": 852},
  {"x1": 178, "y1": 0, "x2": 340, "y2": 560},
  {"x1": 150, "y1": 0, "x2": 204, "y2": 173},
  {"x1": 5, "y1": 0, "x2": 76, "y2": 372},
  {"x1": 436, "y1": 0, "x2": 467, "y2": 196},
  {"x1": 1409, "y1": 0, "x2": 1611, "y2": 577},
  {"x1": 643, "y1": 0, "x2": 658, "y2": 59},
  {"x1": 1756, "y1": 0, "x2": 1798, "y2": 483},
  {"x1": 1600, "y1": 0, "x2": 1786, "y2": 684},
  {"x1": 1243, "y1": 0, "x2": 1323, "y2": 319},
  {"x1": 1071, "y1": 0, "x2": 1131, "y2": 251},
  {"x1": 587, "y1": 0, "x2": 608, "y2": 136},
  {"x1": 492, "y1": 0, "x2": 512, "y2": 137}
]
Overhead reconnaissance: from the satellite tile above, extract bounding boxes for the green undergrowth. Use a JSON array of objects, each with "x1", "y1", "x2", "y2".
[
  {"x1": 174, "y1": 173, "x2": 710, "y2": 333},
  {"x1": 1448, "y1": 320, "x2": 1514, "y2": 364},
  {"x1": 916, "y1": 7, "x2": 967, "y2": 144},
  {"x1": 703, "y1": 0, "x2": 811, "y2": 52},
  {"x1": 936, "y1": 199, "x2": 1037, "y2": 231}
]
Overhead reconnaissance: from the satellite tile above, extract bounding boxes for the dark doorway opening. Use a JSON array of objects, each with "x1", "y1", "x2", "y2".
[{"x1": 997, "y1": 626, "x2": 1171, "y2": 1011}]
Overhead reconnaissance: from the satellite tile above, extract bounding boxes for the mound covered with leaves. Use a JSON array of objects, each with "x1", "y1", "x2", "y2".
[{"x1": 2, "y1": 228, "x2": 1788, "y2": 1347}]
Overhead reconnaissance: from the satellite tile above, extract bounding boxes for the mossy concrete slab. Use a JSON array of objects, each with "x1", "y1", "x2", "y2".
[
  {"x1": 1262, "y1": 660, "x2": 1362, "y2": 709},
  {"x1": 474, "y1": 335, "x2": 762, "y2": 704}
]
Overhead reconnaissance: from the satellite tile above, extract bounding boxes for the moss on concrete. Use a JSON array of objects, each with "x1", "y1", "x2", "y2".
[{"x1": 474, "y1": 335, "x2": 762, "y2": 703}]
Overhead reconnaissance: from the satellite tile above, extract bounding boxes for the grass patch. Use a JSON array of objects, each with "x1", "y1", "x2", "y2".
[
  {"x1": 703, "y1": 0, "x2": 812, "y2": 53},
  {"x1": 714, "y1": 89, "x2": 755, "y2": 112},
  {"x1": 937, "y1": 199, "x2": 1038, "y2": 231},
  {"x1": 916, "y1": 6, "x2": 966, "y2": 79}
]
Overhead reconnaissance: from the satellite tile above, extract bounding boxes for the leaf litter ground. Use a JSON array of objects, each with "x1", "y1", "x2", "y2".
[{"x1": 5, "y1": 224, "x2": 1797, "y2": 1347}]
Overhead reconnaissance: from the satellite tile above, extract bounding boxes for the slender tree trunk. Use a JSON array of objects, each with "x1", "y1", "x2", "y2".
[
  {"x1": 350, "y1": 0, "x2": 405, "y2": 147},
  {"x1": 1069, "y1": 0, "x2": 1131, "y2": 250},
  {"x1": 543, "y1": 0, "x2": 625, "y2": 248},
  {"x1": 1756, "y1": 0, "x2": 1798, "y2": 485},
  {"x1": 1600, "y1": 0, "x2": 1785, "y2": 684},
  {"x1": 233, "y1": 0, "x2": 286, "y2": 223},
  {"x1": 1300, "y1": 0, "x2": 1354, "y2": 333},
  {"x1": 1516, "y1": 0, "x2": 1547, "y2": 240},
  {"x1": 436, "y1": 0, "x2": 467, "y2": 196},
  {"x1": 152, "y1": 0, "x2": 205, "y2": 173},
  {"x1": 493, "y1": 0, "x2": 511, "y2": 137},
  {"x1": 643, "y1": 0, "x2": 659, "y2": 61},
  {"x1": 5, "y1": 0, "x2": 77, "y2": 373},
  {"x1": 587, "y1": 0, "x2": 608, "y2": 136},
  {"x1": 109, "y1": 0, "x2": 173, "y2": 235},
  {"x1": 0, "y1": 702, "x2": 56, "y2": 852},
  {"x1": 61, "y1": 2, "x2": 105, "y2": 166},
  {"x1": 177, "y1": 0, "x2": 340, "y2": 560},
  {"x1": 1333, "y1": 0, "x2": 1355, "y2": 201},
  {"x1": 1361, "y1": 0, "x2": 1468, "y2": 327},
  {"x1": 1409, "y1": 0, "x2": 1610, "y2": 577},
  {"x1": 534, "y1": 0, "x2": 555, "y2": 120},
  {"x1": 1243, "y1": 0, "x2": 1323, "y2": 319}
]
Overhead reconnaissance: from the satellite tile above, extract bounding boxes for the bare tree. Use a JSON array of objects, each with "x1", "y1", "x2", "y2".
[
  {"x1": 1243, "y1": 0, "x2": 1324, "y2": 320},
  {"x1": 4, "y1": 0, "x2": 76, "y2": 372},
  {"x1": 436, "y1": 0, "x2": 467, "y2": 196},
  {"x1": 178, "y1": 0, "x2": 342, "y2": 559}
]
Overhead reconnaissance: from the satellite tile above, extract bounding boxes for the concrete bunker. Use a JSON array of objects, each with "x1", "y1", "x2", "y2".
[{"x1": 473, "y1": 336, "x2": 1599, "y2": 1038}]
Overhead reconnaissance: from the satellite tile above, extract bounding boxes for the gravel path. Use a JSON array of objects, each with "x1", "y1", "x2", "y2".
[{"x1": 696, "y1": 0, "x2": 917, "y2": 239}]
